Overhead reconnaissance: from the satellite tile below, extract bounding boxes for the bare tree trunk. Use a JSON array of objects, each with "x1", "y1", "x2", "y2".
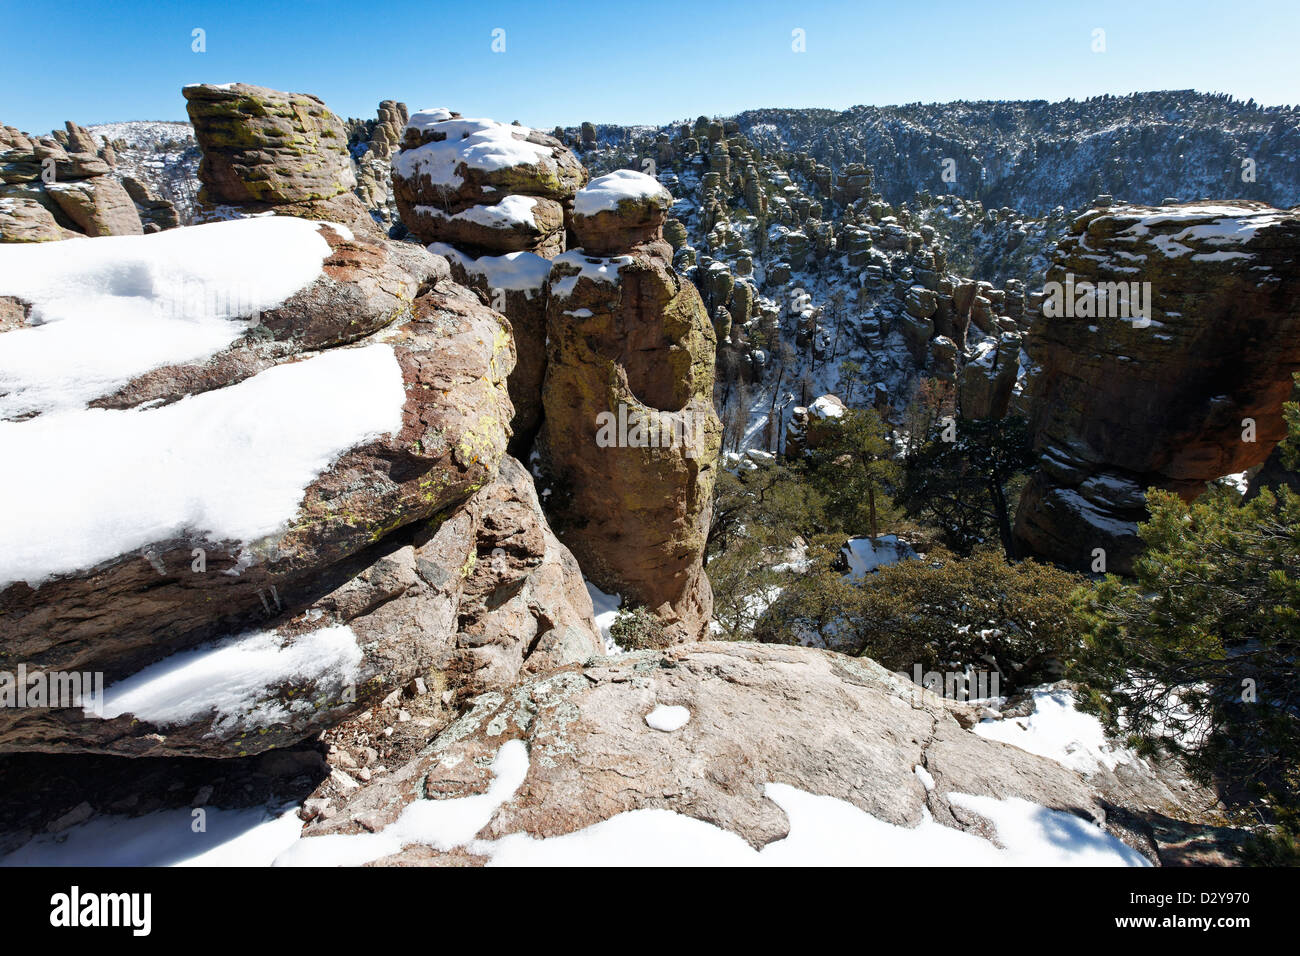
[{"x1": 767, "y1": 366, "x2": 785, "y2": 452}]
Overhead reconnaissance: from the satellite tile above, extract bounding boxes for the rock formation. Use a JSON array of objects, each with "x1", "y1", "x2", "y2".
[
  {"x1": 1014, "y1": 200, "x2": 1300, "y2": 572},
  {"x1": 539, "y1": 170, "x2": 721, "y2": 642},
  {"x1": 346, "y1": 100, "x2": 408, "y2": 227},
  {"x1": 1, "y1": 122, "x2": 143, "y2": 241},
  {"x1": 391, "y1": 109, "x2": 588, "y2": 450},
  {"x1": 957, "y1": 331, "x2": 1021, "y2": 419},
  {"x1": 283, "y1": 643, "x2": 1159, "y2": 865},
  {"x1": 0, "y1": 203, "x2": 600, "y2": 758},
  {"x1": 121, "y1": 175, "x2": 180, "y2": 233},
  {"x1": 183, "y1": 83, "x2": 372, "y2": 232}
]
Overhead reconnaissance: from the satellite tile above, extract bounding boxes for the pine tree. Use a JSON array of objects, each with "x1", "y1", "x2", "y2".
[{"x1": 1074, "y1": 470, "x2": 1300, "y2": 855}]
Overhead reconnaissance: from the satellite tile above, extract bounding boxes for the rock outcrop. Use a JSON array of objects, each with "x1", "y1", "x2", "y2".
[
  {"x1": 346, "y1": 100, "x2": 408, "y2": 227},
  {"x1": 1, "y1": 122, "x2": 143, "y2": 241},
  {"x1": 392, "y1": 109, "x2": 588, "y2": 451},
  {"x1": 957, "y1": 331, "x2": 1021, "y2": 419},
  {"x1": 183, "y1": 83, "x2": 372, "y2": 232},
  {"x1": 0, "y1": 215, "x2": 601, "y2": 757},
  {"x1": 121, "y1": 175, "x2": 180, "y2": 233},
  {"x1": 283, "y1": 643, "x2": 1156, "y2": 865},
  {"x1": 1014, "y1": 201, "x2": 1300, "y2": 572},
  {"x1": 539, "y1": 171, "x2": 721, "y2": 642}
]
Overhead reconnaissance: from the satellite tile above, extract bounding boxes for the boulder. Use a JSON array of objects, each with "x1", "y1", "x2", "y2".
[
  {"x1": 0, "y1": 197, "x2": 71, "y2": 242},
  {"x1": 183, "y1": 83, "x2": 357, "y2": 206},
  {"x1": 569, "y1": 169, "x2": 672, "y2": 255},
  {"x1": 44, "y1": 178, "x2": 143, "y2": 236},
  {"x1": 391, "y1": 111, "x2": 586, "y2": 231}
]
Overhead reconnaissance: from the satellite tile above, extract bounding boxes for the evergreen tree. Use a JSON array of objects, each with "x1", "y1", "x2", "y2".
[
  {"x1": 810, "y1": 408, "x2": 900, "y2": 541},
  {"x1": 902, "y1": 415, "x2": 1032, "y2": 558},
  {"x1": 1074, "y1": 467, "x2": 1300, "y2": 856}
]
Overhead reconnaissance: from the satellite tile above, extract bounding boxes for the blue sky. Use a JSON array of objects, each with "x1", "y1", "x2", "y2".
[{"x1": 3, "y1": 0, "x2": 1297, "y2": 135}]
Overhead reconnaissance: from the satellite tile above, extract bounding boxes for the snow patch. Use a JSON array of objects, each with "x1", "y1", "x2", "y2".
[
  {"x1": 645, "y1": 705, "x2": 690, "y2": 732},
  {"x1": 0, "y1": 344, "x2": 406, "y2": 589},
  {"x1": 573, "y1": 169, "x2": 669, "y2": 216},
  {"x1": 93, "y1": 624, "x2": 363, "y2": 731},
  {"x1": 0, "y1": 217, "x2": 338, "y2": 418}
]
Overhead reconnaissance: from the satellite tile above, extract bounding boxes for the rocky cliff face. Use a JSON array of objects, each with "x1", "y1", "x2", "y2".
[
  {"x1": 1013, "y1": 200, "x2": 1300, "y2": 572},
  {"x1": 539, "y1": 171, "x2": 721, "y2": 642},
  {"x1": 0, "y1": 121, "x2": 145, "y2": 241},
  {"x1": 0, "y1": 87, "x2": 602, "y2": 758}
]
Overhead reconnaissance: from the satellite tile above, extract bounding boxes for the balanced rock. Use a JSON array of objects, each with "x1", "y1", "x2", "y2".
[
  {"x1": 569, "y1": 170, "x2": 672, "y2": 255},
  {"x1": 540, "y1": 175, "x2": 721, "y2": 642},
  {"x1": 184, "y1": 83, "x2": 356, "y2": 205},
  {"x1": 391, "y1": 109, "x2": 586, "y2": 253},
  {"x1": 392, "y1": 109, "x2": 587, "y2": 452}
]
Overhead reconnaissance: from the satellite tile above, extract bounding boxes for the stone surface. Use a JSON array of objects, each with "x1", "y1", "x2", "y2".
[{"x1": 294, "y1": 643, "x2": 1157, "y2": 862}]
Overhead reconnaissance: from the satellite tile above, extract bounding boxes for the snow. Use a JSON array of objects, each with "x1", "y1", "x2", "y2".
[
  {"x1": 1, "y1": 804, "x2": 304, "y2": 867},
  {"x1": 809, "y1": 395, "x2": 845, "y2": 419},
  {"x1": 584, "y1": 579, "x2": 623, "y2": 654},
  {"x1": 0, "y1": 217, "x2": 339, "y2": 419},
  {"x1": 1221, "y1": 471, "x2": 1249, "y2": 493},
  {"x1": 0, "y1": 344, "x2": 406, "y2": 588},
  {"x1": 273, "y1": 739, "x2": 530, "y2": 866},
  {"x1": 1051, "y1": 487, "x2": 1140, "y2": 538},
  {"x1": 92, "y1": 624, "x2": 363, "y2": 731},
  {"x1": 913, "y1": 765, "x2": 936, "y2": 791},
  {"x1": 974, "y1": 686, "x2": 1137, "y2": 774},
  {"x1": 393, "y1": 116, "x2": 553, "y2": 189},
  {"x1": 428, "y1": 243, "x2": 550, "y2": 295},
  {"x1": 5, "y1": 735, "x2": 1146, "y2": 868},
  {"x1": 415, "y1": 194, "x2": 538, "y2": 231},
  {"x1": 404, "y1": 107, "x2": 454, "y2": 132},
  {"x1": 485, "y1": 784, "x2": 1146, "y2": 867},
  {"x1": 841, "y1": 535, "x2": 914, "y2": 579},
  {"x1": 573, "y1": 170, "x2": 669, "y2": 216},
  {"x1": 645, "y1": 705, "x2": 690, "y2": 732},
  {"x1": 548, "y1": 251, "x2": 630, "y2": 299}
]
